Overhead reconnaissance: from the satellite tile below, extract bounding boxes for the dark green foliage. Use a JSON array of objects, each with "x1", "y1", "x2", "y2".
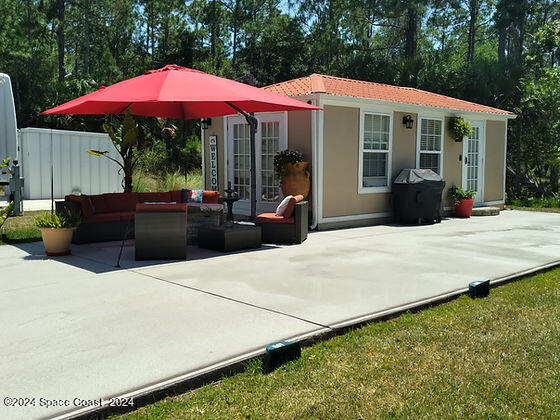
[{"x1": 2, "y1": 0, "x2": 559, "y2": 200}]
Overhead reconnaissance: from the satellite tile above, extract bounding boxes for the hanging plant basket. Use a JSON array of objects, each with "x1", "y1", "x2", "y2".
[{"x1": 448, "y1": 117, "x2": 472, "y2": 142}]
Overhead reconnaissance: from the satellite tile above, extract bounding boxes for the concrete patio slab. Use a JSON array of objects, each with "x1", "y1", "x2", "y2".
[
  {"x1": 1, "y1": 210, "x2": 559, "y2": 419},
  {"x1": 134, "y1": 211, "x2": 560, "y2": 327}
]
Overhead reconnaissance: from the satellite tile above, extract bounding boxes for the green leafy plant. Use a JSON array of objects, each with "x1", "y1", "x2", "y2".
[
  {"x1": 273, "y1": 150, "x2": 304, "y2": 180},
  {"x1": 34, "y1": 209, "x2": 82, "y2": 229},
  {"x1": 448, "y1": 117, "x2": 472, "y2": 141},
  {"x1": 0, "y1": 202, "x2": 15, "y2": 229},
  {"x1": 450, "y1": 186, "x2": 476, "y2": 206},
  {"x1": 0, "y1": 157, "x2": 10, "y2": 170},
  {"x1": 88, "y1": 109, "x2": 150, "y2": 192}
]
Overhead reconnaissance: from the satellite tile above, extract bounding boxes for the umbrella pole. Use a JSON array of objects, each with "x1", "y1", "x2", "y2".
[{"x1": 225, "y1": 102, "x2": 258, "y2": 220}]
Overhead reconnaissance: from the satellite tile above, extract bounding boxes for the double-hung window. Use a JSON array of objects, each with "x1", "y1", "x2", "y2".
[
  {"x1": 417, "y1": 117, "x2": 443, "y2": 175},
  {"x1": 360, "y1": 112, "x2": 392, "y2": 191}
]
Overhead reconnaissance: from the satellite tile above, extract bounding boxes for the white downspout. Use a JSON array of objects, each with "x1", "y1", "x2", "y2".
[{"x1": 310, "y1": 98, "x2": 319, "y2": 230}]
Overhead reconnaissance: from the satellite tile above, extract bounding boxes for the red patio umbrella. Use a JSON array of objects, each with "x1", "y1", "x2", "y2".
[{"x1": 43, "y1": 65, "x2": 321, "y2": 219}]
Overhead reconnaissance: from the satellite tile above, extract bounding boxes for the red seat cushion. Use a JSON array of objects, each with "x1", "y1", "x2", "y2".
[
  {"x1": 283, "y1": 195, "x2": 304, "y2": 218},
  {"x1": 83, "y1": 211, "x2": 134, "y2": 224},
  {"x1": 255, "y1": 213, "x2": 294, "y2": 224},
  {"x1": 138, "y1": 191, "x2": 172, "y2": 203},
  {"x1": 135, "y1": 203, "x2": 187, "y2": 212},
  {"x1": 202, "y1": 190, "x2": 220, "y2": 204}
]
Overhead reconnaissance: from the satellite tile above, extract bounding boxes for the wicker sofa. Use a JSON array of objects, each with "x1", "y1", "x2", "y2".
[
  {"x1": 255, "y1": 195, "x2": 308, "y2": 244},
  {"x1": 56, "y1": 190, "x2": 221, "y2": 244}
]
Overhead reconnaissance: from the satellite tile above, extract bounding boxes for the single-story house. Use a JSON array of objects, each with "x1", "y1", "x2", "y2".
[{"x1": 201, "y1": 73, "x2": 516, "y2": 230}]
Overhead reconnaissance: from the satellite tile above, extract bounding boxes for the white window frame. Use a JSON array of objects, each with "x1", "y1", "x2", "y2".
[
  {"x1": 416, "y1": 116, "x2": 444, "y2": 176},
  {"x1": 358, "y1": 109, "x2": 393, "y2": 194}
]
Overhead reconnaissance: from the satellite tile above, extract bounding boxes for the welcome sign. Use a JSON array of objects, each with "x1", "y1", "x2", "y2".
[{"x1": 209, "y1": 135, "x2": 218, "y2": 191}]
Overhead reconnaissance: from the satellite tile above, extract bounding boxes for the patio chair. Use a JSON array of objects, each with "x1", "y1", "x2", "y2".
[{"x1": 255, "y1": 196, "x2": 308, "y2": 244}]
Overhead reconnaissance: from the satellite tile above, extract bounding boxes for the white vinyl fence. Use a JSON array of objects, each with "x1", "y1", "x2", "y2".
[{"x1": 19, "y1": 128, "x2": 123, "y2": 199}]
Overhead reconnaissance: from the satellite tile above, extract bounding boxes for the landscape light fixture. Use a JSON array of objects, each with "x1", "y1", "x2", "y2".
[
  {"x1": 403, "y1": 114, "x2": 414, "y2": 129},
  {"x1": 201, "y1": 118, "x2": 212, "y2": 130}
]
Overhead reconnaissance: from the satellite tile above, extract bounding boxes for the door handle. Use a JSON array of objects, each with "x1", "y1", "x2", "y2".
[{"x1": 464, "y1": 156, "x2": 468, "y2": 165}]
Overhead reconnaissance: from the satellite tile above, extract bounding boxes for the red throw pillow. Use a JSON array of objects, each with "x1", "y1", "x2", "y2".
[{"x1": 202, "y1": 190, "x2": 220, "y2": 204}]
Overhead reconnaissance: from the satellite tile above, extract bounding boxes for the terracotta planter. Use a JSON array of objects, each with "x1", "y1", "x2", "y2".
[
  {"x1": 281, "y1": 162, "x2": 310, "y2": 199},
  {"x1": 454, "y1": 198, "x2": 474, "y2": 218},
  {"x1": 39, "y1": 227, "x2": 76, "y2": 256}
]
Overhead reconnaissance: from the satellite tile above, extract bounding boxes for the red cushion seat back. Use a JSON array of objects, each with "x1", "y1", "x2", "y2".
[
  {"x1": 138, "y1": 191, "x2": 172, "y2": 203},
  {"x1": 65, "y1": 195, "x2": 94, "y2": 218},
  {"x1": 90, "y1": 192, "x2": 138, "y2": 213},
  {"x1": 283, "y1": 195, "x2": 304, "y2": 218}
]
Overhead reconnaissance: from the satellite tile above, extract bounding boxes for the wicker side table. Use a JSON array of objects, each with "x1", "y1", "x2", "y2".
[{"x1": 135, "y1": 203, "x2": 187, "y2": 260}]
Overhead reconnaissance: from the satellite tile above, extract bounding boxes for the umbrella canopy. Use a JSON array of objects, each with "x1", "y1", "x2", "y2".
[
  {"x1": 42, "y1": 65, "x2": 320, "y2": 118},
  {"x1": 42, "y1": 65, "x2": 321, "y2": 220}
]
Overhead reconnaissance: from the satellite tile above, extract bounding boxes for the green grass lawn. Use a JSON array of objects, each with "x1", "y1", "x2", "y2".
[
  {"x1": 0, "y1": 210, "x2": 47, "y2": 245},
  {"x1": 116, "y1": 268, "x2": 560, "y2": 420}
]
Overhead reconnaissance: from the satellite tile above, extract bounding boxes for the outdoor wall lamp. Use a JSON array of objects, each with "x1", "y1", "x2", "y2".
[
  {"x1": 402, "y1": 114, "x2": 414, "y2": 129},
  {"x1": 201, "y1": 118, "x2": 212, "y2": 130}
]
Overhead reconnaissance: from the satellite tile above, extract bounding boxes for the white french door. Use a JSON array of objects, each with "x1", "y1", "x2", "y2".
[
  {"x1": 227, "y1": 113, "x2": 287, "y2": 214},
  {"x1": 462, "y1": 121, "x2": 485, "y2": 205}
]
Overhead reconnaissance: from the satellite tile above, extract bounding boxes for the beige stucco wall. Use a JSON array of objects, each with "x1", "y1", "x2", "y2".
[
  {"x1": 484, "y1": 120, "x2": 506, "y2": 202},
  {"x1": 322, "y1": 105, "x2": 391, "y2": 218},
  {"x1": 203, "y1": 116, "x2": 226, "y2": 193},
  {"x1": 392, "y1": 111, "x2": 418, "y2": 180},
  {"x1": 442, "y1": 117, "x2": 463, "y2": 207}
]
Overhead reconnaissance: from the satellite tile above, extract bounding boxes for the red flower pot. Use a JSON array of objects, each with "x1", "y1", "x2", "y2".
[{"x1": 454, "y1": 198, "x2": 474, "y2": 218}]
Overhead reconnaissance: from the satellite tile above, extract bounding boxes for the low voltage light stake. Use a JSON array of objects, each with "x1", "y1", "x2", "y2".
[
  {"x1": 469, "y1": 280, "x2": 490, "y2": 298},
  {"x1": 262, "y1": 341, "x2": 301, "y2": 374}
]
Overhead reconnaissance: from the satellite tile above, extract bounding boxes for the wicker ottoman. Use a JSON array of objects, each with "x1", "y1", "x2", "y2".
[
  {"x1": 135, "y1": 203, "x2": 187, "y2": 260},
  {"x1": 198, "y1": 224, "x2": 261, "y2": 252}
]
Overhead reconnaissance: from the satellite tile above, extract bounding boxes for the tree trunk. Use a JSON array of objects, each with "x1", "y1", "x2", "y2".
[
  {"x1": 57, "y1": 0, "x2": 66, "y2": 82},
  {"x1": 404, "y1": 7, "x2": 417, "y2": 59},
  {"x1": 27, "y1": 0, "x2": 32, "y2": 84},
  {"x1": 466, "y1": 0, "x2": 479, "y2": 65},
  {"x1": 511, "y1": 0, "x2": 527, "y2": 196},
  {"x1": 210, "y1": 0, "x2": 217, "y2": 61},
  {"x1": 232, "y1": 0, "x2": 240, "y2": 67},
  {"x1": 84, "y1": 0, "x2": 90, "y2": 75},
  {"x1": 403, "y1": 6, "x2": 418, "y2": 87},
  {"x1": 498, "y1": 26, "x2": 506, "y2": 64}
]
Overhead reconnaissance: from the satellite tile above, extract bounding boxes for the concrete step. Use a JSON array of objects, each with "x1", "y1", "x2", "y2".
[{"x1": 471, "y1": 206, "x2": 501, "y2": 216}]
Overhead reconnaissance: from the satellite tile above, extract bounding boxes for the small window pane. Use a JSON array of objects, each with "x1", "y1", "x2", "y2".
[
  {"x1": 419, "y1": 153, "x2": 440, "y2": 174},
  {"x1": 363, "y1": 152, "x2": 388, "y2": 187}
]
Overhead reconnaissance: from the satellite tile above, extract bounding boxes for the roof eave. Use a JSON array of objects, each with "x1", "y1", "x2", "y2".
[{"x1": 314, "y1": 93, "x2": 515, "y2": 119}]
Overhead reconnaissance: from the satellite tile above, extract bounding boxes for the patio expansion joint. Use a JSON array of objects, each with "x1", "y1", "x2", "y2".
[
  {"x1": 130, "y1": 269, "x2": 332, "y2": 330},
  {"x1": 65, "y1": 250, "x2": 330, "y2": 329}
]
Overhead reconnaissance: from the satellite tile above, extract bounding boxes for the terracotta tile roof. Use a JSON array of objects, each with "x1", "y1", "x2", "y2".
[{"x1": 264, "y1": 74, "x2": 513, "y2": 116}]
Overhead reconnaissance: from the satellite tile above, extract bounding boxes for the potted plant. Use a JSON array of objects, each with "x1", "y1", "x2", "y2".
[
  {"x1": 35, "y1": 209, "x2": 82, "y2": 256},
  {"x1": 450, "y1": 186, "x2": 476, "y2": 218},
  {"x1": 448, "y1": 117, "x2": 472, "y2": 142},
  {"x1": 273, "y1": 150, "x2": 310, "y2": 198}
]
